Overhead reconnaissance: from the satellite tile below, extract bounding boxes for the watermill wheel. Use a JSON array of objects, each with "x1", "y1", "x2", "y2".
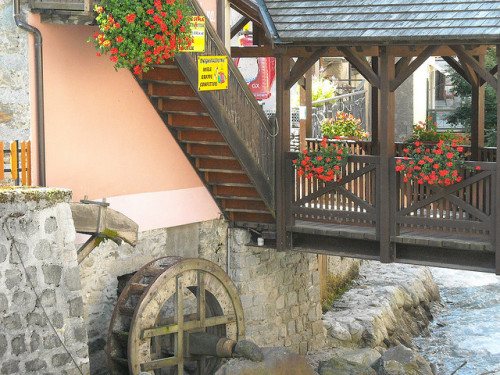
[{"x1": 106, "y1": 257, "x2": 245, "y2": 375}]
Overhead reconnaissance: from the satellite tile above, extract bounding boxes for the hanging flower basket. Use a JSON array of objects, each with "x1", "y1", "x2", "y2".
[
  {"x1": 293, "y1": 137, "x2": 350, "y2": 182},
  {"x1": 395, "y1": 139, "x2": 480, "y2": 186},
  {"x1": 88, "y1": 0, "x2": 193, "y2": 75},
  {"x1": 320, "y1": 111, "x2": 369, "y2": 140}
]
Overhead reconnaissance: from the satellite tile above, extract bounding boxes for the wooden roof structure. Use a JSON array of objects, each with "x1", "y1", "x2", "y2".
[{"x1": 261, "y1": 0, "x2": 500, "y2": 45}]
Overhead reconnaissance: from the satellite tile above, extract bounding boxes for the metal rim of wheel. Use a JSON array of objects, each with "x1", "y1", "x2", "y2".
[{"x1": 106, "y1": 256, "x2": 245, "y2": 375}]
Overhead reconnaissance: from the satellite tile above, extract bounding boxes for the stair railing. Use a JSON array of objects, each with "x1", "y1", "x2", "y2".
[{"x1": 175, "y1": 0, "x2": 276, "y2": 213}]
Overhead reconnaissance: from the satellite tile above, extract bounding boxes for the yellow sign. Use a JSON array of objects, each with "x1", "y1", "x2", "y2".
[
  {"x1": 184, "y1": 16, "x2": 205, "y2": 52},
  {"x1": 198, "y1": 56, "x2": 228, "y2": 91}
]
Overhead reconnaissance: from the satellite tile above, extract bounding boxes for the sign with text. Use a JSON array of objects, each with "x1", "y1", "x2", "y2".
[
  {"x1": 198, "y1": 56, "x2": 228, "y2": 91},
  {"x1": 184, "y1": 16, "x2": 205, "y2": 52}
]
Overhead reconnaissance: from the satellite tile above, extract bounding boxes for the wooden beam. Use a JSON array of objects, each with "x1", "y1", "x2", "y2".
[
  {"x1": 395, "y1": 57, "x2": 410, "y2": 77},
  {"x1": 451, "y1": 45, "x2": 498, "y2": 87},
  {"x1": 276, "y1": 56, "x2": 292, "y2": 251},
  {"x1": 471, "y1": 54, "x2": 485, "y2": 160},
  {"x1": 496, "y1": 45, "x2": 500, "y2": 275},
  {"x1": 338, "y1": 47, "x2": 380, "y2": 88},
  {"x1": 442, "y1": 56, "x2": 471, "y2": 84},
  {"x1": 371, "y1": 57, "x2": 379, "y2": 154},
  {"x1": 285, "y1": 48, "x2": 327, "y2": 90},
  {"x1": 377, "y1": 46, "x2": 396, "y2": 263},
  {"x1": 390, "y1": 45, "x2": 440, "y2": 91},
  {"x1": 229, "y1": 0, "x2": 263, "y2": 29},
  {"x1": 231, "y1": 17, "x2": 249, "y2": 39}
]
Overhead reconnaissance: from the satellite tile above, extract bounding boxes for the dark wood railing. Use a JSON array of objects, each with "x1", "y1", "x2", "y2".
[
  {"x1": 290, "y1": 139, "x2": 497, "y2": 250},
  {"x1": 175, "y1": 0, "x2": 276, "y2": 212}
]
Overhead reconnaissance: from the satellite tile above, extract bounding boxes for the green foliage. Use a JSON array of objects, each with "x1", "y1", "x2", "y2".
[
  {"x1": 312, "y1": 76, "x2": 337, "y2": 104},
  {"x1": 405, "y1": 117, "x2": 458, "y2": 143},
  {"x1": 88, "y1": 0, "x2": 192, "y2": 75},
  {"x1": 321, "y1": 263, "x2": 360, "y2": 313},
  {"x1": 446, "y1": 48, "x2": 497, "y2": 146},
  {"x1": 321, "y1": 111, "x2": 369, "y2": 139}
]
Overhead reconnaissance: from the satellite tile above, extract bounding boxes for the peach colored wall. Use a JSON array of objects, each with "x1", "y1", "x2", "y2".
[{"x1": 29, "y1": 14, "x2": 220, "y2": 229}]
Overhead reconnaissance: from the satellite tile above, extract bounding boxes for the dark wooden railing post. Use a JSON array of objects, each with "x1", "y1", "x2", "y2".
[
  {"x1": 377, "y1": 46, "x2": 396, "y2": 263},
  {"x1": 495, "y1": 45, "x2": 500, "y2": 275},
  {"x1": 371, "y1": 57, "x2": 379, "y2": 155},
  {"x1": 276, "y1": 55, "x2": 292, "y2": 251},
  {"x1": 471, "y1": 54, "x2": 485, "y2": 161}
]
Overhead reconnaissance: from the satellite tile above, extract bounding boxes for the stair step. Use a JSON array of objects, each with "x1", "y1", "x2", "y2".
[
  {"x1": 159, "y1": 98, "x2": 206, "y2": 113},
  {"x1": 199, "y1": 168, "x2": 246, "y2": 173},
  {"x1": 196, "y1": 158, "x2": 242, "y2": 171},
  {"x1": 222, "y1": 199, "x2": 268, "y2": 211},
  {"x1": 208, "y1": 182, "x2": 253, "y2": 187},
  {"x1": 213, "y1": 185, "x2": 260, "y2": 198},
  {"x1": 148, "y1": 82, "x2": 197, "y2": 98},
  {"x1": 187, "y1": 144, "x2": 233, "y2": 157},
  {"x1": 162, "y1": 110, "x2": 209, "y2": 116},
  {"x1": 168, "y1": 114, "x2": 216, "y2": 128},
  {"x1": 225, "y1": 208, "x2": 270, "y2": 214},
  {"x1": 178, "y1": 130, "x2": 226, "y2": 143},
  {"x1": 230, "y1": 212, "x2": 275, "y2": 223},
  {"x1": 180, "y1": 140, "x2": 228, "y2": 146},
  {"x1": 190, "y1": 154, "x2": 236, "y2": 160},
  {"x1": 215, "y1": 195, "x2": 262, "y2": 201},
  {"x1": 205, "y1": 172, "x2": 250, "y2": 184},
  {"x1": 141, "y1": 68, "x2": 186, "y2": 82}
]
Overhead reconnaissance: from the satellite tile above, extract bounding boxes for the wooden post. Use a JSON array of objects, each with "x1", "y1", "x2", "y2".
[
  {"x1": 377, "y1": 47, "x2": 396, "y2": 263},
  {"x1": 495, "y1": 46, "x2": 500, "y2": 275},
  {"x1": 0, "y1": 142, "x2": 4, "y2": 181},
  {"x1": 10, "y1": 141, "x2": 18, "y2": 182},
  {"x1": 27, "y1": 141, "x2": 31, "y2": 186},
  {"x1": 276, "y1": 55, "x2": 292, "y2": 251},
  {"x1": 299, "y1": 69, "x2": 313, "y2": 150},
  {"x1": 318, "y1": 254, "x2": 328, "y2": 302},
  {"x1": 471, "y1": 55, "x2": 485, "y2": 160},
  {"x1": 371, "y1": 57, "x2": 379, "y2": 155}
]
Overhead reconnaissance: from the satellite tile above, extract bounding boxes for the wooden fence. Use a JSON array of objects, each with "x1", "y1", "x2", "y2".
[{"x1": 1, "y1": 141, "x2": 32, "y2": 186}]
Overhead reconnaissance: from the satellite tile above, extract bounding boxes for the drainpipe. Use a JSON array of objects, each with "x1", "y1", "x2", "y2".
[{"x1": 13, "y1": 0, "x2": 46, "y2": 186}]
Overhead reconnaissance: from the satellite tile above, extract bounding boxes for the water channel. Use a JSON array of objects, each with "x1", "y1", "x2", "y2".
[{"x1": 415, "y1": 268, "x2": 500, "y2": 374}]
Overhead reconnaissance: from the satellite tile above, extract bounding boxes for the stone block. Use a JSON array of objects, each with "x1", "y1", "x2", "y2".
[
  {"x1": 0, "y1": 334, "x2": 7, "y2": 359},
  {"x1": 44, "y1": 217, "x2": 58, "y2": 233},
  {"x1": 25, "y1": 359, "x2": 47, "y2": 372},
  {"x1": 27, "y1": 312, "x2": 47, "y2": 327},
  {"x1": 1, "y1": 359, "x2": 19, "y2": 375},
  {"x1": 0, "y1": 244, "x2": 7, "y2": 263},
  {"x1": 4, "y1": 314, "x2": 22, "y2": 330},
  {"x1": 286, "y1": 291, "x2": 298, "y2": 305},
  {"x1": 51, "y1": 312, "x2": 64, "y2": 329},
  {"x1": 0, "y1": 294, "x2": 8, "y2": 313},
  {"x1": 52, "y1": 353, "x2": 71, "y2": 367},
  {"x1": 64, "y1": 268, "x2": 82, "y2": 291},
  {"x1": 69, "y1": 297, "x2": 84, "y2": 317},
  {"x1": 287, "y1": 320, "x2": 296, "y2": 335},
  {"x1": 5, "y1": 269, "x2": 22, "y2": 290},
  {"x1": 12, "y1": 291, "x2": 34, "y2": 310},
  {"x1": 19, "y1": 216, "x2": 39, "y2": 236},
  {"x1": 24, "y1": 266, "x2": 38, "y2": 288},
  {"x1": 42, "y1": 265, "x2": 63, "y2": 285},
  {"x1": 43, "y1": 334, "x2": 62, "y2": 350},
  {"x1": 11, "y1": 335, "x2": 26, "y2": 355},
  {"x1": 40, "y1": 289, "x2": 57, "y2": 307},
  {"x1": 30, "y1": 333, "x2": 41, "y2": 352},
  {"x1": 34, "y1": 240, "x2": 51, "y2": 260}
]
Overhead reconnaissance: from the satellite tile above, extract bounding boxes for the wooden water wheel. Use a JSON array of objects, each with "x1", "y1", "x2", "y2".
[{"x1": 106, "y1": 257, "x2": 245, "y2": 375}]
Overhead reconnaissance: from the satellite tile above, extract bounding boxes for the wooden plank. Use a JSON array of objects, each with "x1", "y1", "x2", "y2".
[
  {"x1": 10, "y1": 141, "x2": 17, "y2": 181},
  {"x1": 231, "y1": 16, "x2": 249, "y2": 39},
  {"x1": 176, "y1": 276, "x2": 184, "y2": 375},
  {"x1": 451, "y1": 45, "x2": 497, "y2": 89},
  {"x1": 0, "y1": 142, "x2": 4, "y2": 181},
  {"x1": 442, "y1": 56, "x2": 470, "y2": 84},
  {"x1": 378, "y1": 46, "x2": 396, "y2": 263},
  {"x1": 318, "y1": 254, "x2": 328, "y2": 301},
  {"x1": 285, "y1": 47, "x2": 328, "y2": 90},
  {"x1": 21, "y1": 142, "x2": 26, "y2": 186},
  {"x1": 338, "y1": 47, "x2": 380, "y2": 88},
  {"x1": 390, "y1": 45, "x2": 440, "y2": 91},
  {"x1": 291, "y1": 206, "x2": 376, "y2": 222},
  {"x1": 496, "y1": 44, "x2": 500, "y2": 275},
  {"x1": 27, "y1": 141, "x2": 31, "y2": 186}
]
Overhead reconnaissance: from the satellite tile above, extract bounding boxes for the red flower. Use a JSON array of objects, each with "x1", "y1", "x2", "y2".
[
  {"x1": 476, "y1": 165, "x2": 481, "y2": 171},
  {"x1": 446, "y1": 152, "x2": 454, "y2": 159},
  {"x1": 115, "y1": 36, "x2": 124, "y2": 42},
  {"x1": 146, "y1": 8, "x2": 155, "y2": 14},
  {"x1": 125, "y1": 13, "x2": 136, "y2": 23}
]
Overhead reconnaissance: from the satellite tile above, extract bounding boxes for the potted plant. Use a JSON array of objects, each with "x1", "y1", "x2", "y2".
[
  {"x1": 405, "y1": 117, "x2": 459, "y2": 144},
  {"x1": 395, "y1": 137, "x2": 480, "y2": 186},
  {"x1": 320, "y1": 111, "x2": 369, "y2": 140},
  {"x1": 293, "y1": 137, "x2": 350, "y2": 182},
  {"x1": 88, "y1": 0, "x2": 193, "y2": 75}
]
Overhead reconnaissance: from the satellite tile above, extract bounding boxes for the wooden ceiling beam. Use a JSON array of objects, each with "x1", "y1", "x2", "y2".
[
  {"x1": 442, "y1": 56, "x2": 471, "y2": 84},
  {"x1": 390, "y1": 45, "x2": 440, "y2": 91},
  {"x1": 451, "y1": 45, "x2": 497, "y2": 88},
  {"x1": 395, "y1": 57, "x2": 410, "y2": 77},
  {"x1": 285, "y1": 47, "x2": 328, "y2": 90},
  {"x1": 231, "y1": 16, "x2": 250, "y2": 39},
  {"x1": 338, "y1": 46, "x2": 380, "y2": 88}
]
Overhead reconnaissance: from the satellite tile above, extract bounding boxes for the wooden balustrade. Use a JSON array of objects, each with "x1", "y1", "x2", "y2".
[{"x1": 1, "y1": 141, "x2": 32, "y2": 186}]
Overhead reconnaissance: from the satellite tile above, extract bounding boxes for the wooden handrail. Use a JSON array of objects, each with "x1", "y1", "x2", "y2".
[{"x1": 175, "y1": 0, "x2": 276, "y2": 212}]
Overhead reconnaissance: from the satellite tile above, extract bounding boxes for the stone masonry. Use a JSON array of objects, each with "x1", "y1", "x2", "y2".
[
  {"x1": 79, "y1": 219, "x2": 326, "y2": 374},
  {"x1": 0, "y1": 188, "x2": 90, "y2": 375},
  {"x1": 0, "y1": 0, "x2": 31, "y2": 142}
]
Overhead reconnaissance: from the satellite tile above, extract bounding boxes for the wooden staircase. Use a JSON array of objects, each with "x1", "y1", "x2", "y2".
[{"x1": 138, "y1": 61, "x2": 275, "y2": 225}]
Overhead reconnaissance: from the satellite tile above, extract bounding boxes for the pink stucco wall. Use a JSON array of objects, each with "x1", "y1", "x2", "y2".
[{"x1": 29, "y1": 14, "x2": 220, "y2": 230}]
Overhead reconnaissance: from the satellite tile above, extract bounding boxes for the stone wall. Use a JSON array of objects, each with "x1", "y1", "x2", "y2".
[
  {"x1": 0, "y1": 188, "x2": 90, "y2": 375},
  {"x1": 79, "y1": 219, "x2": 325, "y2": 373},
  {"x1": 0, "y1": 0, "x2": 31, "y2": 142}
]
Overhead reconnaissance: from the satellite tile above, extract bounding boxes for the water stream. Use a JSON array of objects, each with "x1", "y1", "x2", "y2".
[{"x1": 414, "y1": 268, "x2": 500, "y2": 374}]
